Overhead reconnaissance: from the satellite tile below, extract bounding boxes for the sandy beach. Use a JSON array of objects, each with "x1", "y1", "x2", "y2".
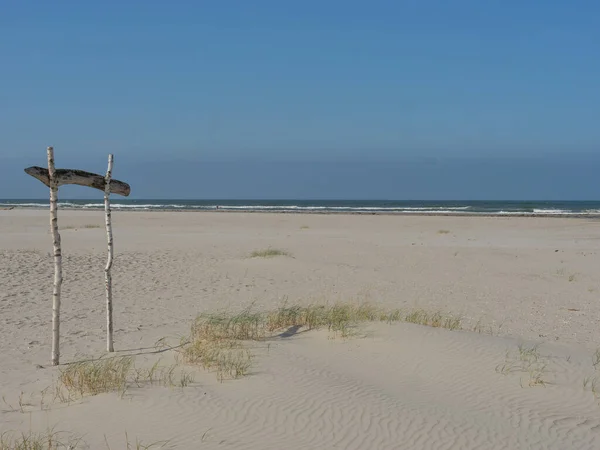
[{"x1": 2, "y1": 210, "x2": 600, "y2": 449}]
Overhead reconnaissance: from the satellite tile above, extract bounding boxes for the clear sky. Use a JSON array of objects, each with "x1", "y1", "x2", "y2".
[{"x1": 1, "y1": 1, "x2": 599, "y2": 199}]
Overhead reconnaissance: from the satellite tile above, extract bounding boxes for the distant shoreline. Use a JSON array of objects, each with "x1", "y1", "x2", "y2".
[{"x1": 4, "y1": 206, "x2": 600, "y2": 219}]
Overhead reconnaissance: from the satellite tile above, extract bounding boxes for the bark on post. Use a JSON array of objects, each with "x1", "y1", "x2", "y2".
[
  {"x1": 48, "y1": 147, "x2": 63, "y2": 366},
  {"x1": 104, "y1": 154, "x2": 115, "y2": 352}
]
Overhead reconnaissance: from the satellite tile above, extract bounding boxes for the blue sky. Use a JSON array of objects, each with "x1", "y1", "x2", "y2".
[{"x1": 1, "y1": 1, "x2": 599, "y2": 198}]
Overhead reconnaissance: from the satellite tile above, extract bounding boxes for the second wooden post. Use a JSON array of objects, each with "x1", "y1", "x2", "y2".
[{"x1": 104, "y1": 154, "x2": 115, "y2": 352}]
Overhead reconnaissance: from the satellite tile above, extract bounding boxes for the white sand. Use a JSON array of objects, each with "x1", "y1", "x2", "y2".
[{"x1": 2, "y1": 210, "x2": 600, "y2": 449}]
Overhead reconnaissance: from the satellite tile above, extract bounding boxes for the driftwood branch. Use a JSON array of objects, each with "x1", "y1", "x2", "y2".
[
  {"x1": 24, "y1": 166, "x2": 131, "y2": 197},
  {"x1": 104, "y1": 154, "x2": 115, "y2": 352},
  {"x1": 47, "y1": 147, "x2": 63, "y2": 366}
]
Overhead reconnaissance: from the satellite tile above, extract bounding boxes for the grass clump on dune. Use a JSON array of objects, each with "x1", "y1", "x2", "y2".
[
  {"x1": 405, "y1": 309, "x2": 462, "y2": 330},
  {"x1": 183, "y1": 339, "x2": 252, "y2": 382},
  {"x1": 0, "y1": 429, "x2": 83, "y2": 450},
  {"x1": 0, "y1": 430, "x2": 169, "y2": 450},
  {"x1": 57, "y1": 356, "x2": 194, "y2": 400},
  {"x1": 249, "y1": 248, "x2": 290, "y2": 258},
  {"x1": 183, "y1": 302, "x2": 462, "y2": 380},
  {"x1": 496, "y1": 343, "x2": 548, "y2": 387},
  {"x1": 188, "y1": 302, "x2": 462, "y2": 343},
  {"x1": 191, "y1": 309, "x2": 266, "y2": 341},
  {"x1": 183, "y1": 307, "x2": 257, "y2": 381},
  {"x1": 265, "y1": 302, "x2": 458, "y2": 335},
  {"x1": 59, "y1": 356, "x2": 133, "y2": 398},
  {"x1": 265, "y1": 303, "x2": 404, "y2": 336}
]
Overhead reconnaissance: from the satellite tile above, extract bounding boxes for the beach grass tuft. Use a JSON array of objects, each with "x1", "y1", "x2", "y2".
[
  {"x1": 496, "y1": 343, "x2": 548, "y2": 387},
  {"x1": 583, "y1": 376, "x2": 600, "y2": 399},
  {"x1": 59, "y1": 356, "x2": 133, "y2": 398},
  {"x1": 250, "y1": 248, "x2": 290, "y2": 258},
  {"x1": 57, "y1": 356, "x2": 194, "y2": 399},
  {"x1": 61, "y1": 224, "x2": 102, "y2": 230},
  {"x1": 106, "y1": 433, "x2": 170, "y2": 450},
  {"x1": 593, "y1": 349, "x2": 600, "y2": 369},
  {"x1": 191, "y1": 308, "x2": 266, "y2": 341},
  {"x1": 0, "y1": 429, "x2": 83, "y2": 449},
  {"x1": 0, "y1": 429, "x2": 169, "y2": 450},
  {"x1": 183, "y1": 339, "x2": 252, "y2": 382},
  {"x1": 404, "y1": 309, "x2": 462, "y2": 330}
]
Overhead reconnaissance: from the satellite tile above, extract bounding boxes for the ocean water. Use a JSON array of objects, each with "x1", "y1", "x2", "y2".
[{"x1": 2, "y1": 199, "x2": 600, "y2": 216}]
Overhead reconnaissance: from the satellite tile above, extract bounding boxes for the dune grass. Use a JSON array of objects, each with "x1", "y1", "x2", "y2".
[
  {"x1": 57, "y1": 356, "x2": 194, "y2": 400},
  {"x1": 184, "y1": 302, "x2": 462, "y2": 380},
  {"x1": 0, "y1": 430, "x2": 168, "y2": 450},
  {"x1": 593, "y1": 349, "x2": 600, "y2": 369},
  {"x1": 189, "y1": 302, "x2": 462, "y2": 342},
  {"x1": 583, "y1": 348, "x2": 600, "y2": 400},
  {"x1": 59, "y1": 357, "x2": 133, "y2": 398},
  {"x1": 404, "y1": 309, "x2": 462, "y2": 330},
  {"x1": 583, "y1": 375, "x2": 600, "y2": 399},
  {"x1": 105, "y1": 433, "x2": 170, "y2": 450},
  {"x1": 0, "y1": 429, "x2": 83, "y2": 450},
  {"x1": 496, "y1": 343, "x2": 548, "y2": 387},
  {"x1": 183, "y1": 339, "x2": 252, "y2": 382},
  {"x1": 249, "y1": 248, "x2": 290, "y2": 258},
  {"x1": 61, "y1": 224, "x2": 102, "y2": 230}
]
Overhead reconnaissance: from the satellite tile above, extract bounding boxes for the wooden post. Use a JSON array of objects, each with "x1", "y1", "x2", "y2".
[
  {"x1": 48, "y1": 147, "x2": 63, "y2": 366},
  {"x1": 24, "y1": 150, "x2": 130, "y2": 364},
  {"x1": 104, "y1": 154, "x2": 115, "y2": 352}
]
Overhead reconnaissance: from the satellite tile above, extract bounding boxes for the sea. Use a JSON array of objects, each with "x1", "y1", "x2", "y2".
[{"x1": 2, "y1": 199, "x2": 600, "y2": 217}]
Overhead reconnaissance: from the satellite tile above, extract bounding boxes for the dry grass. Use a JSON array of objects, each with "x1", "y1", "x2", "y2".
[
  {"x1": 57, "y1": 356, "x2": 194, "y2": 400},
  {"x1": 130, "y1": 360, "x2": 194, "y2": 389},
  {"x1": 584, "y1": 375, "x2": 600, "y2": 399},
  {"x1": 105, "y1": 433, "x2": 170, "y2": 450},
  {"x1": 183, "y1": 339, "x2": 252, "y2": 382},
  {"x1": 2, "y1": 392, "x2": 28, "y2": 414},
  {"x1": 190, "y1": 302, "x2": 461, "y2": 341},
  {"x1": 583, "y1": 348, "x2": 600, "y2": 401},
  {"x1": 472, "y1": 319, "x2": 485, "y2": 334},
  {"x1": 191, "y1": 308, "x2": 266, "y2": 341},
  {"x1": 249, "y1": 248, "x2": 290, "y2": 258},
  {"x1": 61, "y1": 224, "x2": 102, "y2": 230},
  {"x1": 0, "y1": 430, "x2": 168, "y2": 450},
  {"x1": 300, "y1": 225, "x2": 310, "y2": 230},
  {"x1": 593, "y1": 349, "x2": 600, "y2": 369},
  {"x1": 184, "y1": 302, "x2": 463, "y2": 380},
  {"x1": 404, "y1": 309, "x2": 462, "y2": 330},
  {"x1": 496, "y1": 343, "x2": 548, "y2": 387},
  {"x1": 0, "y1": 429, "x2": 82, "y2": 449},
  {"x1": 59, "y1": 356, "x2": 133, "y2": 398},
  {"x1": 183, "y1": 307, "x2": 257, "y2": 380},
  {"x1": 437, "y1": 229, "x2": 451, "y2": 234}
]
